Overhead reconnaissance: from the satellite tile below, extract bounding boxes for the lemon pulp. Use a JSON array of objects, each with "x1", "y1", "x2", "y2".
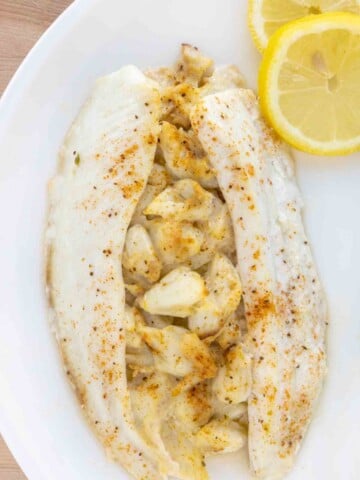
[
  {"x1": 259, "y1": 13, "x2": 360, "y2": 155},
  {"x1": 248, "y1": 0, "x2": 360, "y2": 51}
]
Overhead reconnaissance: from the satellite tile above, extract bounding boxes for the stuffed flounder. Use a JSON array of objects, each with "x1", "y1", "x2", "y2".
[{"x1": 46, "y1": 46, "x2": 326, "y2": 480}]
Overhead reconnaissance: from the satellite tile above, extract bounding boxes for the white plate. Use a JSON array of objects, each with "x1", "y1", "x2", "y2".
[{"x1": 0, "y1": 0, "x2": 359, "y2": 479}]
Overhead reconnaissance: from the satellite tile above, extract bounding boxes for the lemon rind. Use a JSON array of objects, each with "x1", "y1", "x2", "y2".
[
  {"x1": 248, "y1": 0, "x2": 268, "y2": 52},
  {"x1": 248, "y1": 0, "x2": 360, "y2": 53},
  {"x1": 259, "y1": 12, "x2": 360, "y2": 156}
]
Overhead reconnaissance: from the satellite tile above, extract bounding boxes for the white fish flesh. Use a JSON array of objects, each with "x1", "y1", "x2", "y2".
[
  {"x1": 191, "y1": 88, "x2": 327, "y2": 479},
  {"x1": 46, "y1": 66, "x2": 168, "y2": 480}
]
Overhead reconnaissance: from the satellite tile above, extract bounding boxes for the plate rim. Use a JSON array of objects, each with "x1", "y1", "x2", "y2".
[
  {"x1": 0, "y1": 2, "x2": 358, "y2": 479},
  {"x1": 0, "y1": 2, "x2": 91, "y2": 478}
]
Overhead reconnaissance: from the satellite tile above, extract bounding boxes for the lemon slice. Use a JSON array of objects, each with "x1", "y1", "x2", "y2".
[
  {"x1": 248, "y1": 0, "x2": 360, "y2": 51},
  {"x1": 259, "y1": 12, "x2": 360, "y2": 155}
]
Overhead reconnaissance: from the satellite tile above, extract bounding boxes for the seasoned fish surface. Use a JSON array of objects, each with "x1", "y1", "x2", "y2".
[
  {"x1": 191, "y1": 89, "x2": 327, "y2": 479},
  {"x1": 47, "y1": 45, "x2": 327, "y2": 480},
  {"x1": 47, "y1": 66, "x2": 164, "y2": 480}
]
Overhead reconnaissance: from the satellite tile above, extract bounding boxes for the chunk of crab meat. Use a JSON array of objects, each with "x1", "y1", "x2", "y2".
[
  {"x1": 131, "y1": 165, "x2": 171, "y2": 226},
  {"x1": 129, "y1": 372, "x2": 180, "y2": 476},
  {"x1": 122, "y1": 224, "x2": 162, "y2": 283},
  {"x1": 144, "y1": 179, "x2": 215, "y2": 222},
  {"x1": 140, "y1": 326, "x2": 217, "y2": 387},
  {"x1": 172, "y1": 332, "x2": 218, "y2": 396},
  {"x1": 148, "y1": 219, "x2": 204, "y2": 266},
  {"x1": 122, "y1": 265, "x2": 150, "y2": 294},
  {"x1": 126, "y1": 347, "x2": 155, "y2": 375},
  {"x1": 161, "y1": 420, "x2": 209, "y2": 480},
  {"x1": 201, "y1": 65, "x2": 245, "y2": 95},
  {"x1": 216, "y1": 313, "x2": 244, "y2": 350},
  {"x1": 159, "y1": 122, "x2": 217, "y2": 188},
  {"x1": 189, "y1": 254, "x2": 242, "y2": 337},
  {"x1": 148, "y1": 163, "x2": 172, "y2": 189},
  {"x1": 170, "y1": 382, "x2": 213, "y2": 432},
  {"x1": 198, "y1": 196, "x2": 235, "y2": 256},
  {"x1": 140, "y1": 325, "x2": 193, "y2": 376},
  {"x1": 139, "y1": 267, "x2": 206, "y2": 318},
  {"x1": 213, "y1": 344, "x2": 252, "y2": 405},
  {"x1": 189, "y1": 198, "x2": 236, "y2": 271},
  {"x1": 195, "y1": 419, "x2": 246, "y2": 455},
  {"x1": 124, "y1": 304, "x2": 146, "y2": 351},
  {"x1": 188, "y1": 298, "x2": 221, "y2": 339},
  {"x1": 160, "y1": 83, "x2": 199, "y2": 129},
  {"x1": 207, "y1": 253, "x2": 242, "y2": 316},
  {"x1": 176, "y1": 44, "x2": 214, "y2": 86}
]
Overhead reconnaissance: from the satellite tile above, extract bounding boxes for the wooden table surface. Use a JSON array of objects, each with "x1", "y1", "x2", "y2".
[{"x1": 0, "y1": 3, "x2": 73, "y2": 477}]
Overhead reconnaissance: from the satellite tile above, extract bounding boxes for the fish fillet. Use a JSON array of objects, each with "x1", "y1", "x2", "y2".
[
  {"x1": 191, "y1": 89, "x2": 327, "y2": 479},
  {"x1": 46, "y1": 66, "x2": 167, "y2": 480}
]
